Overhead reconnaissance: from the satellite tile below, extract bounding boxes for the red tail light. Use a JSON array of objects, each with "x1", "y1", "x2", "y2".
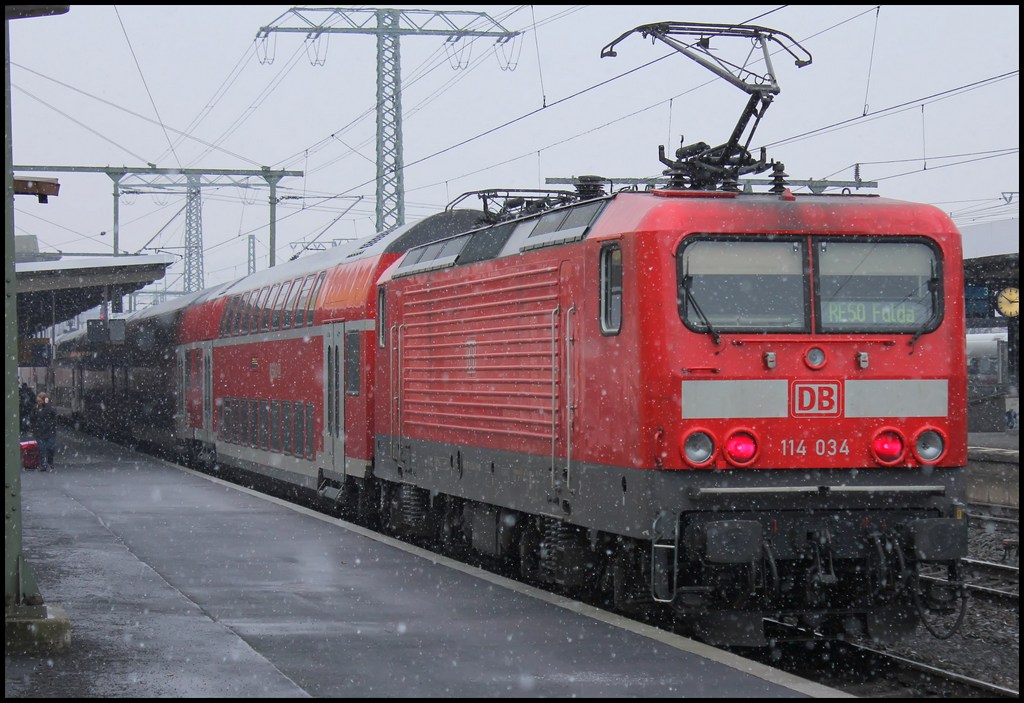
[
  {"x1": 871, "y1": 430, "x2": 905, "y2": 464},
  {"x1": 724, "y1": 431, "x2": 758, "y2": 465}
]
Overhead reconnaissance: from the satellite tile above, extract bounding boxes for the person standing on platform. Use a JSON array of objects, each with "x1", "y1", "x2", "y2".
[
  {"x1": 19, "y1": 382, "x2": 36, "y2": 434},
  {"x1": 33, "y1": 392, "x2": 58, "y2": 472}
]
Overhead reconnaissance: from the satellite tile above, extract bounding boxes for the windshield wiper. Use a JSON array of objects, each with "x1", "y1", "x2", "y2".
[
  {"x1": 683, "y1": 276, "x2": 721, "y2": 346},
  {"x1": 907, "y1": 267, "x2": 939, "y2": 353}
]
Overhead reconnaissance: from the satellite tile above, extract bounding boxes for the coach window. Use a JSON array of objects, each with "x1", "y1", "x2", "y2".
[
  {"x1": 220, "y1": 400, "x2": 230, "y2": 441},
  {"x1": 600, "y1": 244, "x2": 623, "y2": 335},
  {"x1": 251, "y1": 287, "x2": 271, "y2": 334},
  {"x1": 258, "y1": 399, "x2": 268, "y2": 449},
  {"x1": 218, "y1": 297, "x2": 232, "y2": 337},
  {"x1": 345, "y1": 331, "x2": 361, "y2": 395},
  {"x1": 293, "y1": 402, "x2": 305, "y2": 457},
  {"x1": 305, "y1": 272, "x2": 327, "y2": 326},
  {"x1": 177, "y1": 354, "x2": 185, "y2": 415},
  {"x1": 231, "y1": 399, "x2": 240, "y2": 444},
  {"x1": 238, "y1": 290, "x2": 255, "y2": 335},
  {"x1": 248, "y1": 399, "x2": 258, "y2": 447},
  {"x1": 218, "y1": 299, "x2": 228, "y2": 337},
  {"x1": 305, "y1": 403, "x2": 316, "y2": 459},
  {"x1": 231, "y1": 295, "x2": 244, "y2": 334},
  {"x1": 227, "y1": 295, "x2": 243, "y2": 336},
  {"x1": 226, "y1": 295, "x2": 243, "y2": 337},
  {"x1": 292, "y1": 275, "x2": 316, "y2": 328},
  {"x1": 239, "y1": 399, "x2": 249, "y2": 446},
  {"x1": 279, "y1": 279, "x2": 300, "y2": 329},
  {"x1": 261, "y1": 284, "x2": 281, "y2": 331},
  {"x1": 270, "y1": 400, "x2": 281, "y2": 452},
  {"x1": 239, "y1": 290, "x2": 256, "y2": 335},
  {"x1": 282, "y1": 401, "x2": 292, "y2": 455},
  {"x1": 240, "y1": 291, "x2": 256, "y2": 335},
  {"x1": 272, "y1": 280, "x2": 294, "y2": 329},
  {"x1": 234, "y1": 292, "x2": 248, "y2": 336}
]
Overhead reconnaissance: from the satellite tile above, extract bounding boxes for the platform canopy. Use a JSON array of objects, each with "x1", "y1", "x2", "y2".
[{"x1": 14, "y1": 255, "x2": 174, "y2": 337}]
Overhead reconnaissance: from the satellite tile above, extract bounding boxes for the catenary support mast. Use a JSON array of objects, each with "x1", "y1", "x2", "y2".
[{"x1": 257, "y1": 7, "x2": 518, "y2": 234}]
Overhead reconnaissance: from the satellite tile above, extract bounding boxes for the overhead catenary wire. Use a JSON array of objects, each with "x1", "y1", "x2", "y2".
[
  {"x1": 115, "y1": 6, "x2": 181, "y2": 168},
  {"x1": 13, "y1": 6, "x2": 1016, "y2": 281}
]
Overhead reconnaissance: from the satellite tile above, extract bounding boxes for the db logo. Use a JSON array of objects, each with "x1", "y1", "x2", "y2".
[{"x1": 791, "y1": 382, "x2": 841, "y2": 417}]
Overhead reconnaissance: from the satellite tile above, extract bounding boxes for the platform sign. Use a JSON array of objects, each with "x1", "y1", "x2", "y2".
[
  {"x1": 109, "y1": 319, "x2": 126, "y2": 343},
  {"x1": 965, "y1": 284, "x2": 992, "y2": 318},
  {"x1": 87, "y1": 318, "x2": 126, "y2": 344},
  {"x1": 87, "y1": 319, "x2": 108, "y2": 342}
]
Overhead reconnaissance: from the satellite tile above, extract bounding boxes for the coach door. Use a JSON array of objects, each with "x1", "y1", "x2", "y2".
[
  {"x1": 323, "y1": 322, "x2": 346, "y2": 477},
  {"x1": 201, "y1": 342, "x2": 213, "y2": 440}
]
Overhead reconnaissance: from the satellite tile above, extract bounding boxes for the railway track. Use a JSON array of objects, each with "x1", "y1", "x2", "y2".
[
  {"x1": 961, "y1": 557, "x2": 1019, "y2": 601},
  {"x1": 112, "y1": 438, "x2": 1024, "y2": 698},
  {"x1": 796, "y1": 639, "x2": 1020, "y2": 697}
]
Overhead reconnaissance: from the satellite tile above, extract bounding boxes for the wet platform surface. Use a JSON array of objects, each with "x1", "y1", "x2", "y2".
[{"x1": 6, "y1": 431, "x2": 838, "y2": 698}]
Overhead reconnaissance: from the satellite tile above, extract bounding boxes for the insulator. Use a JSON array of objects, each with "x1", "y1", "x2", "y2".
[
  {"x1": 720, "y1": 176, "x2": 740, "y2": 193},
  {"x1": 575, "y1": 175, "x2": 607, "y2": 200},
  {"x1": 769, "y1": 162, "x2": 789, "y2": 194}
]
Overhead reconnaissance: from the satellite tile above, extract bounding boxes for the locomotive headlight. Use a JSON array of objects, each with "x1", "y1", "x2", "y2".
[
  {"x1": 724, "y1": 431, "x2": 758, "y2": 466},
  {"x1": 682, "y1": 431, "x2": 715, "y2": 467},
  {"x1": 914, "y1": 429, "x2": 946, "y2": 464},
  {"x1": 804, "y1": 346, "x2": 827, "y2": 369},
  {"x1": 871, "y1": 429, "x2": 905, "y2": 465}
]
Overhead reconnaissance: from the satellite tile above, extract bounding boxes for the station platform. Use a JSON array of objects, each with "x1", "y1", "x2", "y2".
[
  {"x1": 968, "y1": 431, "x2": 1019, "y2": 453},
  {"x1": 966, "y1": 431, "x2": 1019, "y2": 508},
  {"x1": 5, "y1": 430, "x2": 839, "y2": 698}
]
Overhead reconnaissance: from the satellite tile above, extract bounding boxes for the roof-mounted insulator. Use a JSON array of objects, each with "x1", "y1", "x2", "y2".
[
  {"x1": 720, "y1": 175, "x2": 740, "y2": 193},
  {"x1": 769, "y1": 162, "x2": 789, "y2": 194},
  {"x1": 575, "y1": 175, "x2": 607, "y2": 200}
]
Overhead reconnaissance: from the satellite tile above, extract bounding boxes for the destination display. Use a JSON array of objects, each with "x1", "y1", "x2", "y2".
[{"x1": 822, "y1": 300, "x2": 928, "y2": 327}]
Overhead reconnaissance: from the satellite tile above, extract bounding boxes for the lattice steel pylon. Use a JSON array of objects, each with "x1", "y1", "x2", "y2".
[
  {"x1": 183, "y1": 174, "x2": 204, "y2": 292},
  {"x1": 257, "y1": 7, "x2": 518, "y2": 233}
]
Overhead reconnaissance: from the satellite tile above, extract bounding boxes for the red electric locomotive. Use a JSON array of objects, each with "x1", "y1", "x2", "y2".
[
  {"x1": 371, "y1": 181, "x2": 968, "y2": 645},
  {"x1": 39, "y1": 21, "x2": 969, "y2": 647}
]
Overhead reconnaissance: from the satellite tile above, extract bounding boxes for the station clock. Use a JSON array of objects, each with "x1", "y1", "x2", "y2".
[{"x1": 995, "y1": 286, "x2": 1019, "y2": 318}]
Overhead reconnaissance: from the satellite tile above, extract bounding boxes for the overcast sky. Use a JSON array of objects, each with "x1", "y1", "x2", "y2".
[{"x1": 9, "y1": 5, "x2": 1020, "y2": 291}]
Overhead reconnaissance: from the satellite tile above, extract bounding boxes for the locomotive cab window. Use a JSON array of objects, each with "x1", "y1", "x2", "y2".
[
  {"x1": 816, "y1": 239, "x2": 940, "y2": 333},
  {"x1": 678, "y1": 238, "x2": 808, "y2": 333},
  {"x1": 600, "y1": 244, "x2": 623, "y2": 335},
  {"x1": 677, "y1": 236, "x2": 942, "y2": 336}
]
